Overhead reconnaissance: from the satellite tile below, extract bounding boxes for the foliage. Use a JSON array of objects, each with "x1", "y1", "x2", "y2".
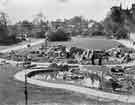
[
  {"x1": 21, "y1": 20, "x2": 33, "y2": 31},
  {"x1": 33, "y1": 31, "x2": 45, "y2": 38},
  {"x1": 102, "y1": 8, "x2": 129, "y2": 39},
  {"x1": 0, "y1": 12, "x2": 9, "y2": 40},
  {"x1": 114, "y1": 27, "x2": 129, "y2": 39},
  {"x1": 48, "y1": 29, "x2": 71, "y2": 41},
  {"x1": 88, "y1": 21, "x2": 106, "y2": 37},
  {"x1": 70, "y1": 16, "x2": 83, "y2": 24},
  {"x1": 0, "y1": 36, "x2": 21, "y2": 45},
  {"x1": 0, "y1": 12, "x2": 22, "y2": 45}
]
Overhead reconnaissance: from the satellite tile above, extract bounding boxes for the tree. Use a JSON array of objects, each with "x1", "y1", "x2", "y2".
[
  {"x1": 71, "y1": 16, "x2": 83, "y2": 24},
  {"x1": 103, "y1": 9, "x2": 129, "y2": 39},
  {"x1": 89, "y1": 22, "x2": 105, "y2": 36},
  {"x1": 16, "y1": 20, "x2": 33, "y2": 36},
  {"x1": 21, "y1": 20, "x2": 33, "y2": 31},
  {"x1": 103, "y1": 17, "x2": 119, "y2": 35},
  {"x1": 0, "y1": 12, "x2": 9, "y2": 25},
  {"x1": 0, "y1": 12, "x2": 21, "y2": 45},
  {"x1": 0, "y1": 12, "x2": 9, "y2": 40},
  {"x1": 110, "y1": 8, "x2": 123, "y2": 24}
]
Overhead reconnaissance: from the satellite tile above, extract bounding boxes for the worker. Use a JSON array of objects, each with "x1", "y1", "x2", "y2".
[{"x1": 90, "y1": 49, "x2": 95, "y2": 65}]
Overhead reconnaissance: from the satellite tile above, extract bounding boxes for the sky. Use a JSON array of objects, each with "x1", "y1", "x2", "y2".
[{"x1": 0, "y1": 0, "x2": 135, "y2": 23}]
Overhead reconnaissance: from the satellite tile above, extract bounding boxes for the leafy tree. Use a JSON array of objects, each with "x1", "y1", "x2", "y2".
[
  {"x1": 0, "y1": 12, "x2": 9, "y2": 40},
  {"x1": 103, "y1": 18, "x2": 119, "y2": 34},
  {"x1": 111, "y1": 8, "x2": 123, "y2": 24},
  {"x1": 0, "y1": 12, "x2": 21, "y2": 45},
  {"x1": 89, "y1": 22, "x2": 105, "y2": 36},
  {"x1": 15, "y1": 20, "x2": 33, "y2": 37},
  {"x1": 0, "y1": 12, "x2": 8, "y2": 25},
  {"x1": 21, "y1": 20, "x2": 33, "y2": 31},
  {"x1": 70, "y1": 16, "x2": 83, "y2": 24}
]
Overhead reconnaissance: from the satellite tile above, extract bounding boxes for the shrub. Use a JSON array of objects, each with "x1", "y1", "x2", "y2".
[
  {"x1": 0, "y1": 36, "x2": 21, "y2": 45},
  {"x1": 114, "y1": 28, "x2": 129, "y2": 39},
  {"x1": 48, "y1": 29, "x2": 71, "y2": 41},
  {"x1": 31, "y1": 31, "x2": 45, "y2": 38},
  {"x1": 92, "y1": 31, "x2": 106, "y2": 36}
]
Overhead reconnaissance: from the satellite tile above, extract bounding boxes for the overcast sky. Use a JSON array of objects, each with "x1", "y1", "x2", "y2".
[{"x1": 0, "y1": 0, "x2": 135, "y2": 23}]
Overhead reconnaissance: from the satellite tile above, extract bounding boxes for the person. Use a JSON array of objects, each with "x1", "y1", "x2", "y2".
[
  {"x1": 23, "y1": 55, "x2": 31, "y2": 68},
  {"x1": 44, "y1": 30, "x2": 49, "y2": 50},
  {"x1": 98, "y1": 57, "x2": 102, "y2": 65},
  {"x1": 90, "y1": 49, "x2": 95, "y2": 65}
]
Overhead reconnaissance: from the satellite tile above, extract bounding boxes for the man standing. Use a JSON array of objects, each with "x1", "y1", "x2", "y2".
[
  {"x1": 44, "y1": 30, "x2": 49, "y2": 50},
  {"x1": 90, "y1": 49, "x2": 95, "y2": 65},
  {"x1": 99, "y1": 57, "x2": 102, "y2": 65}
]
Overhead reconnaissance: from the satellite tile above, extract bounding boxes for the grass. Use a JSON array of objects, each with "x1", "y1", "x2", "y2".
[
  {"x1": 0, "y1": 64, "x2": 133, "y2": 105},
  {"x1": 49, "y1": 37, "x2": 121, "y2": 50}
]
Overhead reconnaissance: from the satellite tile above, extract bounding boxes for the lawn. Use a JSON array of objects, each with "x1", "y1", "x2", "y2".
[
  {"x1": 49, "y1": 37, "x2": 121, "y2": 50},
  {"x1": 0, "y1": 64, "x2": 131, "y2": 105}
]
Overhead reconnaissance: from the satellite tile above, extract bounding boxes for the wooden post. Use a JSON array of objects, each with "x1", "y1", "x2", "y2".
[
  {"x1": 24, "y1": 55, "x2": 28, "y2": 105},
  {"x1": 24, "y1": 73, "x2": 28, "y2": 105}
]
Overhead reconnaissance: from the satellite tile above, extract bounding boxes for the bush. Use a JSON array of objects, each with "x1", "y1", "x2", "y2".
[
  {"x1": 48, "y1": 29, "x2": 71, "y2": 41},
  {"x1": 92, "y1": 31, "x2": 106, "y2": 36},
  {"x1": 30, "y1": 31, "x2": 45, "y2": 38},
  {"x1": 0, "y1": 25, "x2": 22, "y2": 45},
  {"x1": 0, "y1": 36, "x2": 22, "y2": 45},
  {"x1": 114, "y1": 29, "x2": 129, "y2": 39}
]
